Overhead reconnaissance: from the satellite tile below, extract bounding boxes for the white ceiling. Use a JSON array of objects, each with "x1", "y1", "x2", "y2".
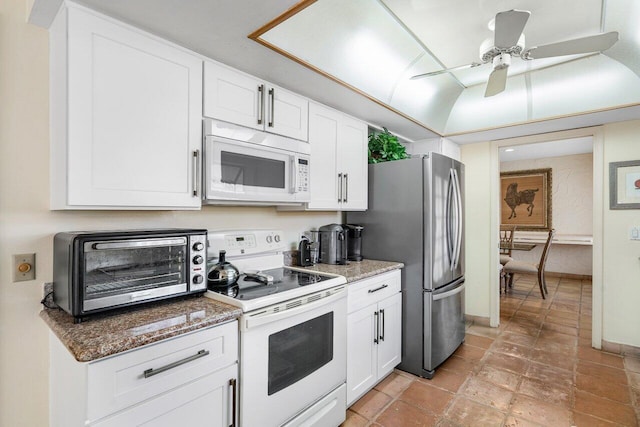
[{"x1": 46, "y1": 0, "x2": 640, "y2": 143}]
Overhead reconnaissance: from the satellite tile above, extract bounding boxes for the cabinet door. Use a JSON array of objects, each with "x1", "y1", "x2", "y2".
[
  {"x1": 346, "y1": 303, "x2": 378, "y2": 406},
  {"x1": 338, "y1": 116, "x2": 368, "y2": 211},
  {"x1": 307, "y1": 103, "x2": 339, "y2": 210},
  {"x1": 267, "y1": 85, "x2": 308, "y2": 141},
  {"x1": 62, "y1": 7, "x2": 202, "y2": 209},
  {"x1": 203, "y1": 60, "x2": 264, "y2": 131},
  {"x1": 91, "y1": 364, "x2": 237, "y2": 427},
  {"x1": 376, "y1": 293, "x2": 402, "y2": 378}
]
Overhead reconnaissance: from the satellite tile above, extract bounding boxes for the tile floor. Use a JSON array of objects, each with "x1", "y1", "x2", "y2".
[{"x1": 343, "y1": 274, "x2": 640, "y2": 426}]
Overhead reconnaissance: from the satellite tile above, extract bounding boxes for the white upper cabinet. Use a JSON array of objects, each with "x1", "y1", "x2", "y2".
[
  {"x1": 203, "y1": 60, "x2": 308, "y2": 141},
  {"x1": 50, "y1": 5, "x2": 203, "y2": 210},
  {"x1": 307, "y1": 102, "x2": 368, "y2": 211}
]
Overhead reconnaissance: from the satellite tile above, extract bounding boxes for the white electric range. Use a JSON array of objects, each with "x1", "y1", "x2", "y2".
[{"x1": 205, "y1": 229, "x2": 347, "y2": 427}]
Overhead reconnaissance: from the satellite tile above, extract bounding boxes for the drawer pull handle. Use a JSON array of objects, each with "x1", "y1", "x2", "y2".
[
  {"x1": 143, "y1": 349, "x2": 209, "y2": 378},
  {"x1": 368, "y1": 284, "x2": 388, "y2": 294},
  {"x1": 229, "y1": 378, "x2": 237, "y2": 427}
]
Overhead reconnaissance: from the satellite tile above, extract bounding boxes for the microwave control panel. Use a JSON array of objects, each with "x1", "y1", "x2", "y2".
[
  {"x1": 189, "y1": 234, "x2": 207, "y2": 290},
  {"x1": 296, "y1": 158, "x2": 309, "y2": 193}
]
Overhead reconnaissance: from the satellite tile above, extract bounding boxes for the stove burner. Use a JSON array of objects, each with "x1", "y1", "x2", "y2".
[{"x1": 207, "y1": 267, "x2": 332, "y2": 301}]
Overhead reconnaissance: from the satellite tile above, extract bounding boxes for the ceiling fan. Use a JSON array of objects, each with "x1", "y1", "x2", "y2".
[{"x1": 410, "y1": 9, "x2": 619, "y2": 97}]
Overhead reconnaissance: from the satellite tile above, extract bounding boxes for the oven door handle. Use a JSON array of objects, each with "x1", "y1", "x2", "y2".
[{"x1": 242, "y1": 286, "x2": 346, "y2": 330}]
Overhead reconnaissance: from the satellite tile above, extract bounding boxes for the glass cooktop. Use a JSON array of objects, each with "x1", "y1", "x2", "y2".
[{"x1": 208, "y1": 267, "x2": 333, "y2": 301}]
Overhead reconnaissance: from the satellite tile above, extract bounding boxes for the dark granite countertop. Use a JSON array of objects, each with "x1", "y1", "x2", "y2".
[
  {"x1": 40, "y1": 296, "x2": 242, "y2": 362},
  {"x1": 295, "y1": 259, "x2": 404, "y2": 283}
]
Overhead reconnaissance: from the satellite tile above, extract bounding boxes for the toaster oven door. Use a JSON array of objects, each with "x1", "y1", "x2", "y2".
[{"x1": 81, "y1": 237, "x2": 189, "y2": 311}]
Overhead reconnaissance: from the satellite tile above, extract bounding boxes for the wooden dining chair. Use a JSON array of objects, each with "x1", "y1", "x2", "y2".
[
  {"x1": 503, "y1": 229, "x2": 556, "y2": 299},
  {"x1": 499, "y1": 225, "x2": 516, "y2": 292}
]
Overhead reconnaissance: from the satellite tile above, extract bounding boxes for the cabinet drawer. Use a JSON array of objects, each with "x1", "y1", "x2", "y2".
[
  {"x1": 87, "y1": 321, "x2": 238, "y2": 422},
  {"x1": 347, "y1": 270, "x2": 401, "y2": 314}
]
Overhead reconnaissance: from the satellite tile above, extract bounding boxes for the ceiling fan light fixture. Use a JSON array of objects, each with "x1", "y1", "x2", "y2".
[{"x1": 492, "y1": 52, "x2": 511, "y2": 70}]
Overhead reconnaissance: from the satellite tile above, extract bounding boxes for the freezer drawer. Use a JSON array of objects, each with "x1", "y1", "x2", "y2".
[{"x1": 424, "y1": 280, "x2": 465, "y2": 374}]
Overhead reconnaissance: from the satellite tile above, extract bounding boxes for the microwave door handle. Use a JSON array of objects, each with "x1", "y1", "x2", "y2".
[{"x1": 290, "y1": 155, "x2": 297, "y2": 194}]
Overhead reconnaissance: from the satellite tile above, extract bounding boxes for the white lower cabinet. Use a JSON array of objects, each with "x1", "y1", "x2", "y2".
[
  {"x1": 346, "y1": 270, "x2": 402, "y2": 406},
  {"x1": 50, "y1": 321, "x2": 238, "y2": 427}
]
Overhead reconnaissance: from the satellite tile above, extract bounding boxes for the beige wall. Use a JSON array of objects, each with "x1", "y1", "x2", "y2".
[
  {"x1": 460, "y1": 143, "x2": 493, "y2": 321},
  {"x1": 601, "y1": 122, "x2": 640, "y2": 348},
  {"x1": 0, "y1": 1, "x2": 340, "y2": 425},
  {"x1": 501, "y1": 153, "x2": 593, "y2": 275}
]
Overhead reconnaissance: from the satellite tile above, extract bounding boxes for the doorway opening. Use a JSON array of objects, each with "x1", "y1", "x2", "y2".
[{"x1": 490, "y1": 128, "x2": 603, "y2": 348}]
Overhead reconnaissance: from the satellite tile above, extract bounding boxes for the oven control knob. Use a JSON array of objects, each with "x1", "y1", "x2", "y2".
[
  {"x1": 192, "y1": 275, "x2": 204, "y2": 285},
  {"x1": 274, "y1": 234, "x2": 281, "y2": 243},
  {"x1": 266, "y1": 235, "x2": 273, "y2": 243},
  {"x1": 193, "y1": 255, "x2": 204, "y2": 265},
  {"x1": 192, "y1": 242, "x2": 204, "y2": 251}
]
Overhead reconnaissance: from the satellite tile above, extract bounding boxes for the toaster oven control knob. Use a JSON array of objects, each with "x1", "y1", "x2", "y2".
[
  {"x1": 193, "y1": 255, "x2": 204, "y2": 265},
  {"x1": 192, "y1": 275, "x2": 204, "y2": 285},
  {"x1": 192, "y1": 242, "x2": 204, "y2": 251}
]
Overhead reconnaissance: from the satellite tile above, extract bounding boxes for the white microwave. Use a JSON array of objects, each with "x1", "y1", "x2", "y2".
[{"x1": 203, "y1": 119, "x2": 310, "y2": 205}]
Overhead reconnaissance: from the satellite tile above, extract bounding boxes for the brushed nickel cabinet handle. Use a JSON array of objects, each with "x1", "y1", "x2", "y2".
[
  {"x1": 367, "y1": 284, "x2": 388, "y2": 294},
  {"x1": 192, "y1": 150, "x2": 200, "y2": 197},
  {"x1": 338, "y1": 173, "x2": 343, "y2": 202},
  {"x1": 257, "y1": 85, "x2": 265, "y2": 125},
  {"x1": 143, "y1": 349, "x2": 209, "y2": 378},
  {"x1": 229, "y1": 378, "x2": 237, "y2": 427},
  {"x1": 374, "y1": 311, "x2": 379, "y2": 344},
  {"x1": 268, "y1": 88, "x2": 275, "y2": 128},
  {"x1": 344, "y1": 173, "x2": 349, "y2": 203},
  {"x1": 380, "y1": 309, "x2": 385, "y2": 342}
]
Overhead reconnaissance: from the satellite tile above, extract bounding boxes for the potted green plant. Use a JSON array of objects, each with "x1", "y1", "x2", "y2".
[{"x1": 368, "y1": 127, "x2": 409, "y2": 164}]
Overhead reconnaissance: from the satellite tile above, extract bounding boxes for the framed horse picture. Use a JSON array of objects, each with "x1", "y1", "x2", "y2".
[{"x1": 500, "y1": 168, "x2": 552, "y2": 231}]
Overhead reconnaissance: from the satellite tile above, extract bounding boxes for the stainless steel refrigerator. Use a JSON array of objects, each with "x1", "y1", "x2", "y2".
[{"x1": 347, "y1": 152, "x2": 465, "y2": 378}]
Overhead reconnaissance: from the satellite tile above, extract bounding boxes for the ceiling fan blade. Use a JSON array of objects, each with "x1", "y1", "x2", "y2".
[
  {"x1": 494, "y1": 10, "x2": 530, "y2": 48},
  {"x1": 523, "y1": 31, "x2": 619, "y2": 59},
  {"x1": 484, "y1": 67, "x2": 508, "y2": 97},
  {"x1": 410, "y1": 62, "x2": 483, "y2": 80}
]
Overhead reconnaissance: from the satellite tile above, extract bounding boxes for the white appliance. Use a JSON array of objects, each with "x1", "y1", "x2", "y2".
[
  {"x1": 203, "y1": 119, "x2": 311, "y2": 205},
  {"x1": 205, "y1": 229, "x2": 347, "y2": 427}
]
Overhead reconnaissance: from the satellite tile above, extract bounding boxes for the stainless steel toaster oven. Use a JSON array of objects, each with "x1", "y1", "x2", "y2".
[{"x1": 53, "y1": 229, "x2": 207, "y2": 322}]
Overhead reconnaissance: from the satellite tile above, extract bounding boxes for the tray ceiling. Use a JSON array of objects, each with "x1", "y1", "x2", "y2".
[{"x1": 58, "y1": 0, "x2": 640, "y2": 142}]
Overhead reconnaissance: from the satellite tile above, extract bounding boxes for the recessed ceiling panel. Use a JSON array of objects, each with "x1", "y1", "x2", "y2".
[
  {"x1": 260, "y1": 0, "x2": 447, "y2": 111},
  {"x1": 383, "y1": 0, "x2": 603, "y2": 75}
]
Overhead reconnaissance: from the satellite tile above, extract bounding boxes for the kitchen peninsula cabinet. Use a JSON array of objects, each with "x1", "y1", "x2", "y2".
[
  {"x1": 306, "y1": 102, "x2": 368, "y2": 211},
  {"x1": 203, "y1": 60, "x2": 309, "y2": 141},
  {"x1": 49, "y1": 5, "x2": 203, "y2": 209},
  {"x1": 346, "y1": 270, "x2": 401, "y2": 405},
  {"x1": 49, "y1": 321, "x2": 238, "y2": 427}
]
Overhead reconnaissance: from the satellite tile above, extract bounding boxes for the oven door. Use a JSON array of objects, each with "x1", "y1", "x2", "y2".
[
  {"x1": 240, "y1": 286, "x2": 347, "y2": 427},
  {"x1": 81, "y1": 237, "x2": 189, "y2": 312},
  {"x1": 204, "y1": 135, "x2": 309, "y2": 204}
]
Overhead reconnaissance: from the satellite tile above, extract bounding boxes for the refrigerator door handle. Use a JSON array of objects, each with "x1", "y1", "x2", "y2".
[
  {"x1": 452, "y1": 168, "x2": 463, "y2": 270},
  {"x1": 447, "y1": 168, "x2": 456, "y2": 269},
  {"x1": 433, "y1": 283, "x2": 465, "y2": 301}
]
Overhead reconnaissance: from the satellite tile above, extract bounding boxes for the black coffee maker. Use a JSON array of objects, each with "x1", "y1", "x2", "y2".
[{"x1": 344, "y1": 224, "x2": 364, "y2": 261}]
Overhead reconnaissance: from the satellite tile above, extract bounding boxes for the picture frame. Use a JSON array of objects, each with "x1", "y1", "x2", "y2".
[
  {"x1": 609, "y1": 160, "x2": 640, "y2": 209},
  {"x1": 500, "y1": 168, "x2": 552, "y2": 231}
]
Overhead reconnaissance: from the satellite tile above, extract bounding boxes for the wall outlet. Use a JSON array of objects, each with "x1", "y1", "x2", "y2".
[
  {"x1": 630, "y1": 227, "x2": 640, "y2": 240},
  {"x1": 12, "y1": 253, "x2": 36, "y2": 282}
]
